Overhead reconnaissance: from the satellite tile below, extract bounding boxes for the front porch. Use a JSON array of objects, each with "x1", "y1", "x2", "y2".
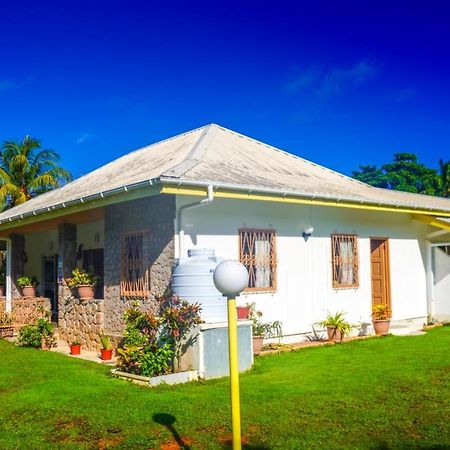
[{"x1": 0, "y1": 195, "x2": 175, "y2": 350}]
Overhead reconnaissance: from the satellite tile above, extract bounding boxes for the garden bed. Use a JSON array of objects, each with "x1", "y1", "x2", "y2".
[{"x1": 111, "y1": 368, "x2": 199, "y2": 386}]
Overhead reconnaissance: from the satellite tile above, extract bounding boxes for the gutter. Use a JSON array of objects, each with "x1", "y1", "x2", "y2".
[{"x1": 160, "y1": 177, "x2": 450, "y2": 217}]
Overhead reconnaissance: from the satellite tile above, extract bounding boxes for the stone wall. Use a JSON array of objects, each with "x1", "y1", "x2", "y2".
[
  {"x1": 104, "y1": 195, "x2": 175, "y2": 334},
  {"x1": 58, "y1": 297, "x2": 105, "y2": 350},
  {"x1": 0, "y1": 297, "x2": 51, "y2": 330}
]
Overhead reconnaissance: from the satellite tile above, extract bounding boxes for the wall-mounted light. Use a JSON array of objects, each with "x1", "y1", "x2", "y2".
[{"x1": 302, "y1": 226, "x2": 314, "y2": 242}]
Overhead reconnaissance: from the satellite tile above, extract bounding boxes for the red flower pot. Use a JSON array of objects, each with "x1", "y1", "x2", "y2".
[
  {"x1": 70, "y1": 344, "x2": 81, "y2": 355},
  {"x1": 77, "y1": 285, "x2": 95, "y2": 300},
  {"x1": 237, "y1": 306, "x2": 251, "y2": 320},
  {"x1": 100, "y1": 348, "x2": 113, "y2": 361}
]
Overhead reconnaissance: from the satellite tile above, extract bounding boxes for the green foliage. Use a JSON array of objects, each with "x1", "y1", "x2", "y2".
[
  {"x1": 0, "y1": 135, "x2": 72, "y2": 210},
  {"x1": 100, "y1": 334, "x2": 111, "y2": 350},
  {"x1": 248, "y1": 302, "x2": 283, "y2": 338},
  {"x1": 18, "y1": 316, "x2": 55, "y2": 348},
  {"x1": 352, "y1": 152, "x2": 449, "y2": 197},
  {"x1": 316, "y1": 311, "x2": 352, "y2": 337},
  {"x1": 17, "y1": 275, "x2": 38, "y2": 287},
  {"x1": 372, "y1": 304, "x2": 390, "y2": 320},
  {"x1": 117, "y1": 297, "x2": 202, "y2": 377},
  {"x1": 66, "y1": 268, "x2": 97, "y2": 287}
]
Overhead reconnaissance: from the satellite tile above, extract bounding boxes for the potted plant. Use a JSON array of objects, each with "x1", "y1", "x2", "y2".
[
  {"x1": 236, "y1": 303, "x2": 251, "y2": 320},
  {"x1": 17, "y1": 276, "x2": 39, "y2": 297},
  {"x1": 249, "y1": 303, "x2": 282, "y2": 355},
  {"x1": 0, "y1": 309, "x2": 14, "y2": 338},
  {"x1": 70, "y1": 341, "x2": 81, "y2": 355},
  {"x1": 317, "y1": 311, "x2": 352, "y2": 343},
  {"x1": 100, "y1": 334, "x2": 113, "y2": 361},
  {"x1": 67, "y1": 268, "x2": 97, "y2": 300},
  {"x1": 372, "y1": 304, "x2": 391, "y2": 336}
]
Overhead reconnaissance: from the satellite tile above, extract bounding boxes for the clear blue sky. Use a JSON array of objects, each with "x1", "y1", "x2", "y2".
[{"x1": 1, "y1": 0, "x2": 449, "y2": 179}]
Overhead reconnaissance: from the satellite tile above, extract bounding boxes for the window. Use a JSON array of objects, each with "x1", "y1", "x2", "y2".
[
  {"x1": 239, "y1": 229, "x2": 277, "y2": 291},
  {"x1": 331, "y1": 234, "x2": 359, "y2": 288},
  {"x1": 120, "y1": 231, "x2": 150, "y2": 298}
]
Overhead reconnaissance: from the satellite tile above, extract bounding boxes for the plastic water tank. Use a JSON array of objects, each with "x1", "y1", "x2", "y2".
[{"x1": 172, "y1": 248, "x2": 227, "y2": 323}]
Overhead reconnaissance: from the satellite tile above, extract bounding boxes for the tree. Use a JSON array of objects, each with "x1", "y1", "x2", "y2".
[
  {"x1": 0, "y1": 136, "x2": 72, "y2": 210},
  {"x1": 352, "y1": 152, "x2": 443, "y2": 197},
  {"x1": 439, "y1": 159, "x2": 450, "y2": 198}
]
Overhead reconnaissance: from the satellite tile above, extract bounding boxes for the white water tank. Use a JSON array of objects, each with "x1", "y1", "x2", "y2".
[{"x1": 172, "y1": 248, "x2": 227, "y2": 323}]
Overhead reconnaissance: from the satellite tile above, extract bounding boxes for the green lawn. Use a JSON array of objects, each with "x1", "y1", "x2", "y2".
[{"x1": 1, "y1": 328, "x2": 450, "y2": 450}]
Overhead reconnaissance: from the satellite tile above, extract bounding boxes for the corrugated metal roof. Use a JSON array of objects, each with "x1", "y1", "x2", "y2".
[{"x1": 0, "y1": 123, "x2": 449, "y2": 224}]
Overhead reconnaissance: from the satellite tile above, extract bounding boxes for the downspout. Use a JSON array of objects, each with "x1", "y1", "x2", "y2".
[{"x1": 177, "y1": 185, "x2": 214, "y2": 258}]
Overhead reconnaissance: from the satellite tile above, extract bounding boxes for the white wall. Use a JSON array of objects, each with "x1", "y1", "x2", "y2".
[
  {"x1": 434, "y1": 247, "x2": 450, "y2": 321},
  {"x1": 176, "y1": 196, "x2": 429, "y2": 337}
]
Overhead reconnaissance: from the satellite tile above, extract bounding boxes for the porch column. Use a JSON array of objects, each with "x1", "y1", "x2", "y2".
[
  {"x1": 5, "y1": 238, "x2": 12, "y2": 313},
  {"x1": 57, "y1": 223, "x2": 77, "y2": 324},
  {"x1": 10, "y1": 233, "x2": 25, "y2": 298},
  {"x1": 425, "y1": 240, "x2": 435, "y2": 321}
]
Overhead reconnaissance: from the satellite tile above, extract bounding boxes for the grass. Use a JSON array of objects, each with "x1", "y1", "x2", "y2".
[{"x1": 1, "y1": 328, "x2": 450, "y2": 450}]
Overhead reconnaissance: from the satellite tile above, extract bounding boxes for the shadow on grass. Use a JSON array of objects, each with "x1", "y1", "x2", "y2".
[{"x1": 153, "y1": 413, "x2": 191, "y2": 449}]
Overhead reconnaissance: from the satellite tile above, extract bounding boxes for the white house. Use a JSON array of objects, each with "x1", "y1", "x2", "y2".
[{"x1": 0, "y1": 124, "x2": 449, "y2": 347}]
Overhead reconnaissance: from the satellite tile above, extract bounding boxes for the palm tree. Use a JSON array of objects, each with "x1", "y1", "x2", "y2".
[
  {"x1": 439, "y1": 159, "x2": 450, "y2": 198},
  {"x1": 0, "y1": 136, "x2": 72, "y2": 210}
]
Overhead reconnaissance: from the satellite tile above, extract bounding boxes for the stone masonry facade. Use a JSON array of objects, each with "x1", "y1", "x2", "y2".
[{"x1": 103, "y1": 194, "x2": 175, "y2": 335}]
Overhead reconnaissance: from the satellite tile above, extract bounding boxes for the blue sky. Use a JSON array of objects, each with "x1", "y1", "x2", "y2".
[{"x1": 1, "y1": 0, "x2": 449, "y2": 179}]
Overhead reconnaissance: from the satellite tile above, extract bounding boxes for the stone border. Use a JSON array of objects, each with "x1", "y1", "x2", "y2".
[{"x1": 111, "y1": 369, "x2": 199, "y2": 387}]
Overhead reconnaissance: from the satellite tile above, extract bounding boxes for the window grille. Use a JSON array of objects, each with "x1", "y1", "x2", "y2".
[
  {"x1": 331, "y1": 234, "x2": 359, "y2": 288},
  {"x1": 239, "y1": 229, "x2": 277, "y2": 291},
  {"x1": 120, "y1": 231, "x2": 150, "y2": 298}
]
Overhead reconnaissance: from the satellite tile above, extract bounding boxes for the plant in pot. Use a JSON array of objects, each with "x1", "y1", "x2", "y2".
[
  {"x1": 317, "y1": 311, "x2": 352, "y2": 343},
  {"x1": 100, "y1": 334, "x2": 113, "y2": 361},
  {"x1": 0, "y1": 275, "x2": 5, "y2": 297},
  {"x1": 70, "y1": 341, "x2": 81, "y2": 355},
  {"x1": 236, "y1": 303, "x2": 252, "y2": 320},
  {"x1": 372, "y1": 304, "x2": 391, "y2": 336},
  {"x1": 67, "y1": 268, "x2": 97, "y2": 300},
  {"x1": 0, "y1": 309, "x2": 14, "y2": 338},
  {"x1": 249, "y1": 303, "x2": 283, "y2": 355},
  {"x1": 17, "y1": 276, "x2": 39, "y2": 297}
]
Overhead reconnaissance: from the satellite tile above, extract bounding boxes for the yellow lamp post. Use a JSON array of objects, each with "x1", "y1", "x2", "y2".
[{"x1": 213, "y1": 260, "x2": 249, "y2": 450}]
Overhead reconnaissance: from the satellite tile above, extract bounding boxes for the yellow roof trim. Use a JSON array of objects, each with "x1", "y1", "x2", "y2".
[
  {"x1": 412, "y1": 214, "x2": 450, "y2": 231},
  {"x1": 161, "y1": 184, "x2": 450, "y2": 218}
]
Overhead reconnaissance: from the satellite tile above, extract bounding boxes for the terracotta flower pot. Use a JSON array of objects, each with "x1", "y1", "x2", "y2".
[
  {"x1": 0, "y1": 284, "x2": 5, "y2": 296},
  {"x1": 372, "y1": 319, "x2": 390, "y2": 336},
  {"x1": 253, "y1": 336, "x2": 264, "y2": 355},
  {"x1": 22, "y1": 286, "x2": 37, "y2": 297},
  {"x1": 100, "y1": 348, "x2": 113, "y2": 361},
  {"x1": 77, "y1": 285, "x2": 95, "y2": 300},
  {"x1": 70, "y1": 344, "x2": 81, "y2": 355},
  {"x1": 237, "y1": 306, "x2": 250, "y2": 320},
  {"x1": 327, "y1": 326, "x2": 343, "y2": 343}
]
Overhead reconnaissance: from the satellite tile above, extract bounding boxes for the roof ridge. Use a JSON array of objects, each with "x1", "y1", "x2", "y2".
[{"x1": 162, "y1": 124, "x2": 218, "y2": 178}]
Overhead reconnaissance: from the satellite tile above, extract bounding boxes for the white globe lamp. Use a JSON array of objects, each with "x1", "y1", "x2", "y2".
[{"x1": 213, "y1": 260, "x2": 249, "y2": 297}]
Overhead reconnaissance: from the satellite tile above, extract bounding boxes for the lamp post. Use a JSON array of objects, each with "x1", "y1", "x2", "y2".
[{"x1": 213, "y1": 260, "x2": 249, "y2": 450}]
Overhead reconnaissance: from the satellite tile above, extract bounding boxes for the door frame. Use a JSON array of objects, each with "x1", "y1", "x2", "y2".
[{"x1": 370, "y1": 237, "x2": 392, "y2": 317}]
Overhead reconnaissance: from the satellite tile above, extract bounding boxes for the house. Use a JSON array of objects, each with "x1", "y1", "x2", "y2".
[{"x1": 0, "y1": 124, "x2": 449, "y2": 348}]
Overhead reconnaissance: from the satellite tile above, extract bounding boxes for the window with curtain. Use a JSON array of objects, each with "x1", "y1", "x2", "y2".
[
  {"x1": 239, "y1": 229, "x2": 277, "y2": 291},
  {"x1": 120, "y1": 231, "x2": 150, "y2": 298},
  {"x1": 331, "y1": 234, "x2": 359, "y2": 288}
]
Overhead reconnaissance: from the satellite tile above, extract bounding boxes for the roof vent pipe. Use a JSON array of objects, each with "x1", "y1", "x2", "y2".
[{"x1": 177, "y1": 184, "x2": 214, "y2": 258}]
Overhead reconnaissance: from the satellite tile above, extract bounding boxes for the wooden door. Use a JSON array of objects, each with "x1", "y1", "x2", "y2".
[
  {"x1": 370, "y1": 238, "x2": 392, "y2": 317},
  {"x1": 42, "y1": 255, "x2": 58, "y2": 322},
  {"x1": 83, "y1": 249, "x2": 104, "y2": 299}
]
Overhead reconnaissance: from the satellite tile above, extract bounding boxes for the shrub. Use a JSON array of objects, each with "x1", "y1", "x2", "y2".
[
  {"x1": 248, "y1": 302, "x2": 282, "y2": 338},
  {"x1": 100, "y1": 334, "x2": 112, "y2": 350},
  {"x1": 316, "y1": 311, "x2": 353, "y2": 337},
  {"x1": 66, "y1": 268, "x2": 97, "y2": 288},
  {"x1": 18, "y1": 315, "x2": 55, "y2": 348},
  {"x1": 117, "y1": 297, "x2": 202, "y2": 377},
  {"x1": 372, "y1": 304, "x2": 390, "y2": 320}
]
